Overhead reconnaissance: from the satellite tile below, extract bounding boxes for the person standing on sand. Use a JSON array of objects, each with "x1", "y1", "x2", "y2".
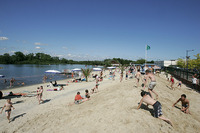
[
  {"x1": 146, "y1": 70, "x2": 158, "y2": 99},
  {"x1": 170, "y1": 76, "x2": 175, "y2": 90},
  {"x1": 173, "y1": 94, "x2": 190, "y2": 114},
  {"x1": 142, "y1": 74, "x2": 148, "y2": 90},
  {"x1": 137, "y1": 91, "x2": 173, "y2": 126},
  {"x1": 136, "y1": 70, "x2": 141, "y2": 87},
  {"x1": 120, "y1": 71, "x2": 123, "y2": 82},
  {"x1": 125, "y1": 72, "x2": 128, "y2": 80},
  {"x1": 192, "y1": 75, "x2": 198, "y2": 90},
  {"x1": 10, "y1": 78, "x2": 15, "y2": 87},
  {"x1": 0, "y1": 98, "x2": 15, "y2": 123},
  {"x1": 37, "y1": 86, "x2": 44, "y2": 104}
]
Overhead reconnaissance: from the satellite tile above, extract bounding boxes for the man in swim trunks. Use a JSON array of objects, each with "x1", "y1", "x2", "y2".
[
  {"x1": 172, "y1": 94, "x2": 190, "y2": 114},
  {"x1": 176, "y1": 81, "x2": 182, "y2": 88},
  {"x1": 0, "y1": 98, "x2": 15, "y2": 123},
  {"x1": 137, "y1": 91, "x2": 173, "y2": 126},
  {"x1": 136, "y1": 69, "x2": 141, "y2": 87},
  {"x1": 146, "y1": 70, "x2": 158, "y2": 99}
]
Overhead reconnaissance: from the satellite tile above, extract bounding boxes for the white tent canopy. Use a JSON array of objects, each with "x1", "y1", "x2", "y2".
[
  {"x1": 93, "y1": 68, "x2": 102, "y2": 71},
  {"x1": 107, "y1": 67, "x2": 116, "y2": 69},
  {"x1": 45, "y1": 70, "x2": 61, "y2": 74},
  {"x1": 72, "y1": 68, "x2": 82, "y2": 72}
]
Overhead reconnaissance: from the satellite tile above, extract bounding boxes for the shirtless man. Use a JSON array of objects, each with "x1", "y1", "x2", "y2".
[
  {"x1": 0, "y1": 98, "x2": 15, "y2": 123},
  {"x1": 137, "y1": 91, "x2": 173, "y2": 126},
  {"x1": 136, "y1": 70, "x2": 141, "y2": 87},
  {"x1": 146, "y1": 70, "x2": 158, "y2": 99},
  {"x1": 173, "y1": 94, "x2": 190, "y2": 114}
]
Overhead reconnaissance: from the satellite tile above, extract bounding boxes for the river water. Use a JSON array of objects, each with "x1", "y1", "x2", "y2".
[{"x1": 0, "y1": 64, "x2": 94, "y2": 90}]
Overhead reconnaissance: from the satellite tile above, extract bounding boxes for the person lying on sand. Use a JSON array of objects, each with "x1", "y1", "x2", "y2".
[
  {"x1": 172, "y1": 94, "x2": 190, "y2": 114},
  {"x1": 0, "y1": 98, "x2": 15, "y2": 123},
  {"x1": 137, "y1": 91, "x2": 173, "y2": 126}
]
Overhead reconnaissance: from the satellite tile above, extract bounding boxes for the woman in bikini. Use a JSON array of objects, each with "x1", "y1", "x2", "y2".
[
  {"x1": 0, "y1": 98, "x2": 15, "y2": 123},
  {"x1": 37, "y1": 86, "x2": 44, "y2": 104}
]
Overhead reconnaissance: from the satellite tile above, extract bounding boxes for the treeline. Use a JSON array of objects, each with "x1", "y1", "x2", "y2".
[
  {"x1": 177, "y1": 53, "x2": 200, "y2": 70},
  {"x1": 0, "y1": 51, "x2": 154, "y2": 65}
]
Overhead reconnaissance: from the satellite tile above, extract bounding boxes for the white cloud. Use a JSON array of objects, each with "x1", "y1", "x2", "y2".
[
  {"x1": 0, "y1": 37, "x2": 8, "y2": 40},
  {"x1": 35, "y1": 46, "x2": 41, "y2": 49},
  {"x1": 34, "y1": 42, "x2": 48, "y2": 46},
  {"x1": 67, "y1": 54, "x2": 71, "y2": 57}
]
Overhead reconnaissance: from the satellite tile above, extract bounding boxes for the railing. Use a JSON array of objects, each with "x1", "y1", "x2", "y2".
[{"x1": 164, "y1": 67, "x2": 200, "y2": 91}]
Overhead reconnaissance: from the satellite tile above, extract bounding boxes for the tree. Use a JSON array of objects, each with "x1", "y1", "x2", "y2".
[{"x1": 81, "y1": 68, "x2": 92, "y2": 82}]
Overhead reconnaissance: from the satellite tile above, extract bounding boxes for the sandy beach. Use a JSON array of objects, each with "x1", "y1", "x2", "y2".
[{"x1": 0, "y1": 71, "x2": 200, "y2": 133}]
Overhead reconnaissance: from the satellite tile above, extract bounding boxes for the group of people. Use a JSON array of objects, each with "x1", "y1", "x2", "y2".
[{"x1": 136, "y1": 69, "x2": 191, "y2": 127}]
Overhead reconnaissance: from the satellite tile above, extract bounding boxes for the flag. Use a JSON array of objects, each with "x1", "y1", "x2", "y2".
[{"x1": 146, "y1": 45, "x2": 150, "y2": 50}]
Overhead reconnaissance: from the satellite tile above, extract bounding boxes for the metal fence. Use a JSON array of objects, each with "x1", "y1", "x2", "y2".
[{"x1": 164, "y1": 67, "x2": 200, "y2": 91}]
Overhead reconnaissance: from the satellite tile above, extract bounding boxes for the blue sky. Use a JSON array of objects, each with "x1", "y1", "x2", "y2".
[{"x1": 0, "y1": 0, "x2": 200, "y2": 61}]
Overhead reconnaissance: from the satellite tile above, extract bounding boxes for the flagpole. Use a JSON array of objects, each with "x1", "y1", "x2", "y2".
[{"x1": 145, "y1": 45, "x2": 147, "y2": 71}]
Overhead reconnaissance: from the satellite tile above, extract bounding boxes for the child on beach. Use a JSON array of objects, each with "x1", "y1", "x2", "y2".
[
  {"x1": 125, "y1": 72, "x2": 128, "y2": 80},
  {"x1": 85, "y1": 89, "x2": 90, "y2": 99},
  {"x1": 172, "y1": 94, "x2": 190, "y2": 114},
  {"x1": 170, "y1": 76, "x2": 175, "y2": 90},
  {"x1": 176, "y1": 81, "x2": 182, "y2": 88},
  {"x1": 91, "y1": 84, "x2": 99, "y2": 94},
  {"x1": 137, "y1": 91, "x2": 173, "y2": 126},
  {"x1": 0, "y1": 98, "x2": 15, "y2": 123},
  {"x1": 74, "y1": 92, "x2": 88, "y2": 104}
]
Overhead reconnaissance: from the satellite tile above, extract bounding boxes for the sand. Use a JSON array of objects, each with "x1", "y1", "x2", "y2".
[{"x1": 0, "y1": 71, "x2": 200, "y2": 133}]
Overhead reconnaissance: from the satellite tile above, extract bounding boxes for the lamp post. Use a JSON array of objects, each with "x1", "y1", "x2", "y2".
[
  {"x1": 186, "y1": 50, "x2": 194, "y2": 71},
  {"x1": 186, "y1": 49, "x2": 194, "y2": 80}
]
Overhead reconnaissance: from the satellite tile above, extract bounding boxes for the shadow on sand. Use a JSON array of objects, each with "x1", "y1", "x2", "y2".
[
  {"x1": 11, "y1": 113, "x2": 26, "y2": 122},
  {"x1": 41, "y1": 99, "x2": 51, "y2": 104},
  {"x1": 140, "y1": 103, "x2": 154, "y2": 117},
  {"x1": 13, "y1": 100, "x2": 24, "y2": 105}
]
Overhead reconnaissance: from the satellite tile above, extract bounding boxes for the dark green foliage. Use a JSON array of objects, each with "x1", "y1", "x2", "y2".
[{"x1": 0, "y1": 51, "x2": 154, "y2": 65}]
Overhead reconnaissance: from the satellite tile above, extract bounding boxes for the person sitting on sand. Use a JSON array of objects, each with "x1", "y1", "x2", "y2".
[
  {"x1": 137, "y1": 91, "x2": 173, "y2": 126},
  {"x1": 172, "y1": 94, "x2": 190, "y2": 114},
  {"x1": 85, "y1": 89, "x2": 90, "y2": 99},
  {"x1": 146, "y1": 70, "x2": 158, "y2": 99},
  {"x1": 74, "y1": 92, "x2": 85, "y2": 104},
  {"x1": 54, "y1": 81, "x2": 57, "y2": 86},
  {"x1": 37, "y1": 86, "x2": 44, "y2": 104},
  {"x1": 0, "y1": 98, "x2": 15, "y2": 123},
  {"x1": 49, "y1": 81, "x2": 54, "y2": 88}
]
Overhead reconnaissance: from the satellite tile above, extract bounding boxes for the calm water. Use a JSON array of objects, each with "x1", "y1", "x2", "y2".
[{"x1": 0, "y1": 64, "x2": 93, "y2": 90}]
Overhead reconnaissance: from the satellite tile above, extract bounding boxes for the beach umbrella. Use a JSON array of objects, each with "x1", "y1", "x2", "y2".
[
  {"x1": 45, "y1": 70, "x2": 61, "y2": 74},
  {"x1": 72, "y1": 68, "x2": 81, "y2": 72},
  {"x1": 93, "y1": 68, "x2": 102, "y2": 71},
  {"x1": 0, "y1": 75, "x2": 5, "y2": 78},
  {"x1": 107, "y1": 67, "x2": 116, "y2": 69}
]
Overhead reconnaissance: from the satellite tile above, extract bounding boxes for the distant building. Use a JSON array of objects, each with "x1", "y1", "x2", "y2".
[{"x1": 154, "y1": 60, "x2": 177, "y2": 67}]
